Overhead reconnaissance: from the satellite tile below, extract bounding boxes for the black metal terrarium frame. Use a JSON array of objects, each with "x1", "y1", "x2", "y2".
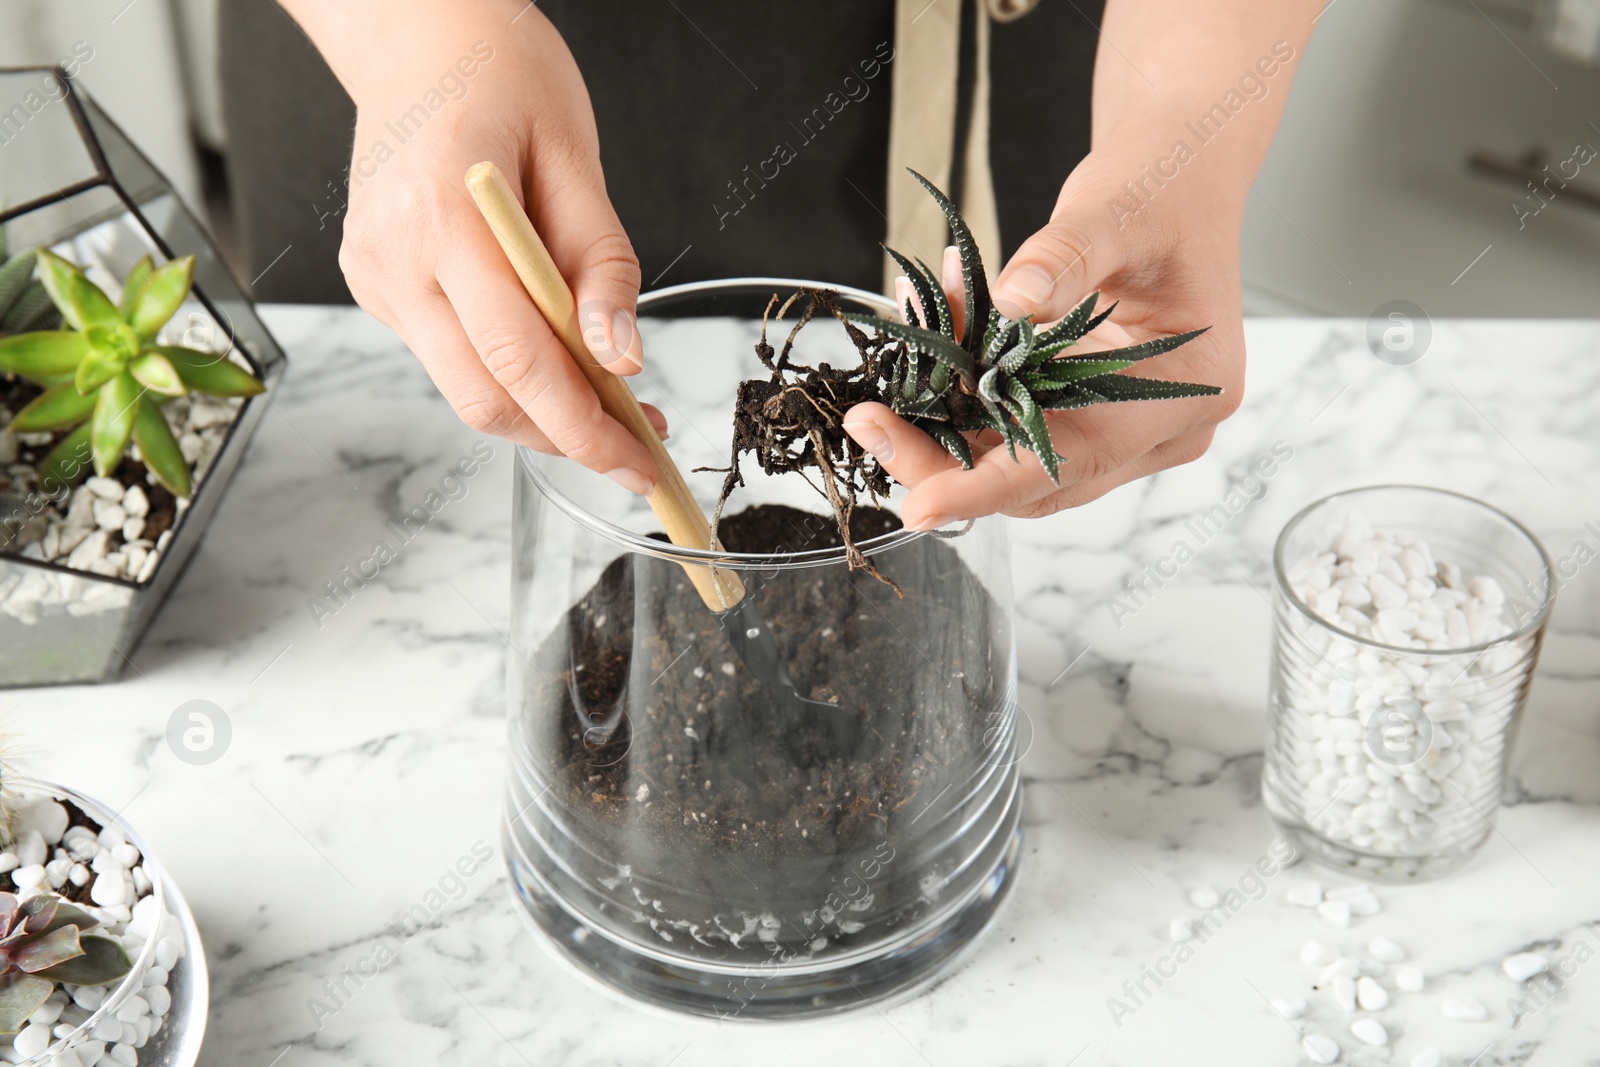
[{"x1": 0, "y1": 65, "x2": 287, "y2": 686}]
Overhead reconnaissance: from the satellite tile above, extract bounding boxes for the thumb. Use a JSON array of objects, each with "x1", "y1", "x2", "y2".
[
  {"x1": 990, "y1": 207, "x2": 1122, "y2": 326},
  {"x1": 533, "y1": 170, "x2": 645, "y2": 376}
]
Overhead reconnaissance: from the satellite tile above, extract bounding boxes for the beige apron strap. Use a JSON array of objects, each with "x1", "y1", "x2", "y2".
[
  {"x1": 885, "y1": 0, "x2": 1042, "y2": 298},
  {"x1": 884, "y1": 0, "x2": 963, "y2": 295}
]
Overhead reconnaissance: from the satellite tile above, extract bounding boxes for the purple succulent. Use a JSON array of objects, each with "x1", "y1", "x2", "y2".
[{"x1": 0, "y1": 892, "x2": 131, "y2": 1035}]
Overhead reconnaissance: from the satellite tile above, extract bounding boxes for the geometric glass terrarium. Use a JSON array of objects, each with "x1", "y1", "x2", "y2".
[{"x1": 0, "y1": 67, "x2": 286, "y2": 687}]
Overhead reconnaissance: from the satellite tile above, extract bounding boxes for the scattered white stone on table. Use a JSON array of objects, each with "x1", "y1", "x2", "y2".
[
  {"x1": 1441, "y1": 995, "x2": 1489, "y2": 1021},
  {"x1": 1411, "y1": 1048, "x2": 1442, "y2": 1067},
  {"x1": 1333, "y1": 974, "x2": 1358, "y2": 1012},
  {"x1": 1271, "y1": 993, "x2": 1307, "y2": 1020},
  {"x1": 1318, "y1": 899, "x2": 1352, "y2": 928},
  {"x1": 1167, "y1": 917, "x2": 1193, "y2": 942},
  {"x1": 1346, "y1": 892, "x2": 1381, "y2": 917},
  {"x1": 1350, "y1": 1017, "x2": 1389, "y2": 1047},
  {"x1": 1368, "y1": 936, "x2": 1406, "y2": 963},
  {"x1": 1302, "y1": 1033, "x2": 1341, "y2": 1064},
  {"x1": 1356, "y1": 975, "x2": 1389, "y2": 1010},
  {"x1": 1502, "y1": 951, "x2": 1549, "y2": 982},
  {"x1": 1395, "y1": 965, "x2": 1425, "y2": 993},
  {"x1": 1320, "y1": 958, "x2": 1361, "y2": 982},
  {"x1": 1189, "y1": 884, "x2": 1221, "y2": 908},
  {"x1": 1286, "y1": 881, "x2": 1323, "y2": 907},
  {"x1": 1302, "y1": 939, "x2": 1338, "y2": 966}
]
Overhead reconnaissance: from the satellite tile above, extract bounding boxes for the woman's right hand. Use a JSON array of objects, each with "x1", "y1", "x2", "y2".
[{"x1": 282, "y1": 0, "x2": 665, "y2": 495}]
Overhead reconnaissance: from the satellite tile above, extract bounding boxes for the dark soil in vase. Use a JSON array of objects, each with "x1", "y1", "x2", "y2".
[{"x1": 528, "y1": 504, "x2": 1012, "y2": 962}]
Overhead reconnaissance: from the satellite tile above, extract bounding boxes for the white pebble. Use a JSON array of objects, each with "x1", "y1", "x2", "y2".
[
  {"x1": 1270, "y1": 993, "x2": 1307, "y2": 1020},
  {"x1": 90, "y1": 871, "x2": 128, "y2": 906},
  {"x1": 142, "y1": 968, "x2": 167, "y2": 990},
  {"x1": 143, "y1": 986, "x2": 170, "y2": 1016},
  {"x1": 1188, "y1": 884, "x2": 1220, "y2": 908},
  {"x1": 1286, "y1": 881, "x2": 1323, "y2": 907},
  {"x1": 1320, "y1": 958, "x2": 1361, "y2": 982},
  {"x1": 75, "y1": 1043, "x2": 106, "y2": 1067},
  {"x1": 12, "y1": 800, "x2": 70, "y2": 845},
  {"x1": 1368, "y1": 936, "x2": 1406, "y2": 962},
  {"x1": 28, "y1": 992, "x2": 66, "y2": 1025},
  {"x1": 154, "y1": 936, "x2": 181, "y2": 970},
  {"x1": 85, "y1": 476, "x2": 123, "y2": 500},
  {"x1": 11, "y1": 864, "x2": 46, "y2": 888},
  {"x1": 1394, "y1": 965, "x2": 1425, "y2": 992},
  {"x1": 1441, "y1": 995, "x2": 1489, "y2": 1021},
  {"x1": 131, "y1": 866, "x2": 151, "y2": 895},
  {"x1": 1356, "y1": 975, "x2": 1389, "y2": 1010},
  {"x1": 1168, "y1": 917, "x2": 1193, "y2": 942},
  {"x1": 1350, "y1": 1017, "x2": 1389, "y2": 1046},
  {"x1": 73, "y1": 985, "x2": 107, "y2": 1010},
  {"x1": 15, "y1": 830, "x2": 46, "y2": 868},
  {"x1": 91, "y1": 1014, "x2": 122, "y2": 1042},
  {"x1": 1318, "y1": 899, "x2": 1352, "y2": 928},
  {"x1": 51, "y1": 1046, "x2": 84, "y2": 1067},
  {"x1": 1302, "y1": 939, "x2": 1338, "y2": 966},
  {"x1": 93, "y1": 499, "x2": 127, "y2": 531},
  {"x1": 13, "y1": 1022, "x2": 52, "y2": 1058},
  {"x1": 114, "y1": 995, "x2": 148, "y2": 1023},
  {"x1": 1347, "y1": 892, "x2": 1381, "y2": 917},
  {"x1": 1302, "y1": 1033, "x2": 1341, "y2": 1064},
  {"x1": 1502, "y1": 951, "x2": 1549, "y2": 982},
  {"x1": 0, "y1": 852, "x2": 16, "y2": 874},
  {"x1": 110, "y1": 1044, "x2": 138, "y2": 1066},
  {"x1": 1333, "y1": 974, "x2": 1358, "y2": 1012},
  {"x1": 1412, "y1": 1048, "x2": 1442, "y2": 1067},
  {"x1": 110, "y1": 843, "x2": 140, "y2": 868},
  {"x1": 121, "y1": 484, "x2": 149, "y2": 517}
]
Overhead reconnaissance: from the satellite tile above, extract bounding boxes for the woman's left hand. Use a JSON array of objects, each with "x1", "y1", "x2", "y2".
[{"x1": 842, "y1": 145, "x2": 1247, "y2": 530}]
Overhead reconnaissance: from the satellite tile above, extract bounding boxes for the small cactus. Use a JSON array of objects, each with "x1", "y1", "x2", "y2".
[{"x1": 0, "y1": 891, "x2": 132, "y2": 1034}]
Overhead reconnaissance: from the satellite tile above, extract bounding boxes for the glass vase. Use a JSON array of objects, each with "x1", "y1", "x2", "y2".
[
  {"x1": 1263, "y1": 485, "x2": 1555, "y2": 882},
  {"x1": 502, "y1": 278, "x2": 1022, "y2": 1018}
]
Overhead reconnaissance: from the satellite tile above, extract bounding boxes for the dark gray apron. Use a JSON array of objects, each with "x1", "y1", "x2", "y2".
[{"x1": 220, "y1": 0, "x2": 1100, "y2": 303}]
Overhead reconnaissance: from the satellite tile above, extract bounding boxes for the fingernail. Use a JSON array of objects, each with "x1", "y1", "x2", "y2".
[
  {"x1": 848, "y1": 418, "x2": 894, "y2": 463},
  {"x1": 611, "y1": 309, "x2": 639, "y2": 368},
  {"x1": 1001, "y1": 264, "x2": 1055, "y2": 309},
  {"x1": 607, "y1": 467, "x2": 653, "y2": 495},
  {"x1": 910, "y1": 513, "x2": 954, "y2": 532}
]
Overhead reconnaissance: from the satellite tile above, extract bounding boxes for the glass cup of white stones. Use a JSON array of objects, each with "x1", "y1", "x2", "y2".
[{"x1": 1263, "y1": 485, "x2": 1555, "y2": 882}]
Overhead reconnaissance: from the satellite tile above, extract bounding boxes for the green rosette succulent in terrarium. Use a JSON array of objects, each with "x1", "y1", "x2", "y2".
[{"x1": 0, "y1": 250, "x2": 264, "y2": 499}]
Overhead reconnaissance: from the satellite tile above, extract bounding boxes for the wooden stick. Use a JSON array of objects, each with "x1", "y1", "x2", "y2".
[{"x1": 464, "y1": 162, "x2": 745, "y2": 611}]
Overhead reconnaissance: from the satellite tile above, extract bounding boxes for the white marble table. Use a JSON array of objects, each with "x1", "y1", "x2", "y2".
[{"x1": 10, "y1": 307, "x2": 1600, "y2": 1066}]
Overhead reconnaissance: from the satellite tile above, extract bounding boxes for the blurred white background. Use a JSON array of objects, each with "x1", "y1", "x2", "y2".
[{"x1": 2, "y1": 0, "x2": 1597, "y2": 317}]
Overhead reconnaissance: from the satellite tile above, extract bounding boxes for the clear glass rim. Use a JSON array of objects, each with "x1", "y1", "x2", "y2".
[
  {"x1": 1272, "y1": 483, "x2": 1557, "y2": 656},
  {"x1": 517, "y1": 276, "x2": 951, "y2": 572},
  {"x1": 3, "y1": 775, "x2": 166, "y2": 1066}
]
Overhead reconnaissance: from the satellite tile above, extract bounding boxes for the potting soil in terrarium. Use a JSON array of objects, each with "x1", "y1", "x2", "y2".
[{"x1": 514, "y1": 503, "x2": 1012, "y2": 966}]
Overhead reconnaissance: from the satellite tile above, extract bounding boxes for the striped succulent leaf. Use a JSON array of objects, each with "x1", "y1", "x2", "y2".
[{"x1": 852, "y1": 170, "x2": 1222, "y2": 484}]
